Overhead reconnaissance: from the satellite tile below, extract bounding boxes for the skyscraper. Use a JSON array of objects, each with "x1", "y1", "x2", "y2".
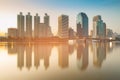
[
  {"x1": 93, "y1": 15, "x2": 106, "y2": 38},
  {"x1": 26, "y1": 12, "x2": 32, "y2": 38},
  {"x1": 77, "y1": 12, "x2": 88, "y2": 37},
  {"x1": 34, "y1": 13, "x2": 40, "y2": 38},
  {"x1": 17, "y1": 12, "x2": 24, "y2": 38},
  {"x1": 44, "y1": 13, "x2": 49, "y2": 26},
  {"x1": 58, "y1": 15, "x2": 69, "y2": 38}
]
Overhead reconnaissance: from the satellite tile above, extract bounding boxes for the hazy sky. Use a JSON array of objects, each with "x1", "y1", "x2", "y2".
[{"x1": 0, "y1": 0, "x2": 120, "y2": 34}]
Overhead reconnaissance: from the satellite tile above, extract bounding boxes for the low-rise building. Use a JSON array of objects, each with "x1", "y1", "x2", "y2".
[{"x1": 8, "y1": 28, "x2": 18, "y2": 38}]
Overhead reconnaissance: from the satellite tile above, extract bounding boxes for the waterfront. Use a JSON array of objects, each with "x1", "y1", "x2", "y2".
[{"x1": 0, "y1": 41, "x2": 120, "y2": 80}]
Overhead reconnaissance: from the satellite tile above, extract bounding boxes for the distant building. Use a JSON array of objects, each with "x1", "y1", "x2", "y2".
[
  {"x1": 106, "y1": 28, "x2": 113, "y2": 38},
  {"x1": 76, "y1": 12, "x2": 88, "y2": 37},
  {"x1": 39, "y1": 23, "x2": 47, "y2": 38},
  {"x1": 76, "y1": 23, "x2": 82, "y2": 37},
  {"x1": 58, "y1": 15, "x2": 69, "y2": 38},
  {"x1": 69, "y1": 28, "x2": 75, "y2": 38},
  {"x1": 17, "y1": 12, "x2": 24, "y2": 38},
  {"x1": 44, "y1": 13, "x2": 49, "y2": 26},
  {"x1": 38, "y1": 23, "x2": 53, "y2": 38},
  {"x1": 8, "y1": 28, "x2": 18, "y2": 38},
  {"x1": 116, "y1": 35, "x2": 120, "y2": 40},
  {"x1": 26, "y1": 12, "x2": 32, "y2": 38},
  {"x1": 93, "y1": 15, "x2": 106, "y2": 38},
  {"x1": 34, "y1": 13, "x2": 40, "y2": 38}
]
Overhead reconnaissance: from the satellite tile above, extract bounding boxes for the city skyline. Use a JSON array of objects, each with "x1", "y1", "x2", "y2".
[
  {"x1": 0, "y1": 0, "x2": 120, "y2": 80},
  {"x1": 6, "y1": 12, "x2": 110, "y2": 39},
  {"x1": 0, "y1": 0, "x2": 120, "y2": 35}
]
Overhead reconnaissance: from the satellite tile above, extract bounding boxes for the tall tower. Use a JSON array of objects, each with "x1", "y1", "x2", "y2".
[
  {"x1": 17, "y1": 12, "x2": 24, "y2": 38},
  {"x1": 26, "y1": 12, "x2": 32, "y2": 38},
  {"x1": 76, "y1": 12, "x2": 88, "y2": 37},
  {"x1": 58, "y1": 15, "x2": 69, "y2": 38},
  {"x1": 93, "y1": 15, "x2": 101, "y2": 38},
  {"x1": 93, "y1": 15, "x2": 106, "y2": 38},
  {"x1": 34, "y1": 13, "x2": 40, "y2": 38},
  {"x1": 44, "y1": 13, "x2": 49, "y2": 26}
]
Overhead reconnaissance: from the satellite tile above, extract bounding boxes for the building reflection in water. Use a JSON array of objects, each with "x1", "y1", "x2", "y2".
[
  {"x1": 58, "y1": 43, "x2": 69, "y2": 69},
  {"x1": 6, "y1": 41, "x2": 116, "y2": 71},
  {"x1": 8, "y1": 43, "x2": 17, "y2": 55},
  {"x1": 106, "y1": 42, "x2": 113, "y2": 54},
  {"x1": 68, "y1": 43, "x2": 75, "y2": 55},
  {"x1": 34, "y1": 44, "x2": 40, "y2": 69},
  {"x1": 92, "y1": 42, "x2": 106, "y2": 68},
  {"x1": 76, "y1": 42, "x2": 89, "y2": 71},
  {"x1": 26, "y1": 44, "x2": 32, "y2": 70},
  {"x1": 34, "y1": 43, "x2": 52, "y2": 70},
  {"x1": 17, "y1": 43, "x2": 25, "y2": 70}
]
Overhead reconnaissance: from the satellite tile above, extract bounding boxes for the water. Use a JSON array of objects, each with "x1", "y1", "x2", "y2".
[{"x1": 0, "y1": 41, "x2": 120, "y2": 80}]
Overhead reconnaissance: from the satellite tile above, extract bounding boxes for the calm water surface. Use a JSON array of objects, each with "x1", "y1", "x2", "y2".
[{"x1": 0, "y1": 41, "x2": 120, "y2": 80}]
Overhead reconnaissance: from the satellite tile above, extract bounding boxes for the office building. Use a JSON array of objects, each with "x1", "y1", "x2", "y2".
[
  {"x1": 38, "y1": 23, "x2": 53, "y2": 38},
  {"x1": 77, "y1": 12, "x2": 88, "y2": 37},
  {"x1": 106, "y1": 28, "x2": 113, "y2": 38},
  {"x1": 8, "y1": 28, "x2": 18, "y2": 38},
  {"x1": 93, "y1": 15, "x2": 106, "y2": 38},
  {"x1": 69, "y1": 28, "x2": 75, "y2": 38},
  {"x1": 58, "y1": 15, "x2": 69, "y2": 38}
]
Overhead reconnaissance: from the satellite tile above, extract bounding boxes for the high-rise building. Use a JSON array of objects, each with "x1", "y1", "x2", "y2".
[
  {"x1": 44, "y1": 13, "x2": 49, "y2": 26},
  {"x1": 77, "y1": 12, "x2": 88, "y2": 37},
  {"x1": 17, "y1": 12, "x2": 24, "y2": 38},
  {"x1": 58, "y1": 15, "x2": 69, "y2": 38},
  {"x1": 34, "y1": 13, "x2": 40, "y2": 38},
  {"x1": 93, "y1": 15, "x2": 100, "y2": 38},
  {"x1": 93, "y1": 15, "x2": 106, "y2": 38},
  {"x1": 26, "y1": 12, "x2": 32, "y2": 38}
]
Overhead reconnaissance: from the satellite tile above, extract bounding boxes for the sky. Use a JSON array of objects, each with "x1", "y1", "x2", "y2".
[{"x1": 0, "y1": 0, "x2": 120, "y2": 35}]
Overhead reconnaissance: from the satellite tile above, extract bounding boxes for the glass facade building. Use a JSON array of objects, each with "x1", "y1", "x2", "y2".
[
  {"x1": 93, "y1": 15, "x2": 106, "y2": 38},
  {"x1": 77, "y1": 12, "x2": 88, "y2": 37}
]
